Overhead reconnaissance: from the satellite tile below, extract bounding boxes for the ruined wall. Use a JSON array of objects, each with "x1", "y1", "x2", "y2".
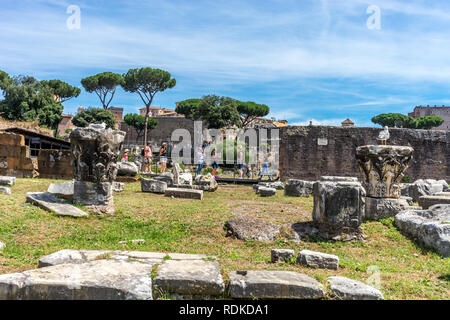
[
  {"x1": 0, "y1": 132, "x2": 36, "y2": 178},
  {"x1": 279, "y1": 126, "x2": 450, "y2": 182},
  {"x1": 120, "y1": 117, "x2": 195, "y2": 147},
  {"x1": 37, "y1": 150, "x2": 73, "y2": 180}
]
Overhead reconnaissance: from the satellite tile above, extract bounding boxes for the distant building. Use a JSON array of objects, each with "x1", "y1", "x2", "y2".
[
  {"x1": 139, "y1": 106, "x2": 181, "y2": 118},
  {"x1": 408, "y1": 105, "x2": 450, "y2": 130},
  {"x1": 108, "y1": 106, "x2": 124, "y2": 129},
  {"x1": 341, "y1": 118, "x2": 355, "y2": 127}
]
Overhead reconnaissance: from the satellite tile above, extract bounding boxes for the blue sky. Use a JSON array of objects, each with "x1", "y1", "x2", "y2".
[{"x1": 2, "y1": 0, "x2": 450, "y2": 127}]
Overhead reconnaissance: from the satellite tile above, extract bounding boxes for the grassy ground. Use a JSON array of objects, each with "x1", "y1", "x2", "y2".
[{"x1": 0, "y1": 178, "x2": 448, "y2": 300}]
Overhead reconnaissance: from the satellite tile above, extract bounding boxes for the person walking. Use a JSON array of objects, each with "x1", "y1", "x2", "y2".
[
  {"x1": 259, "y1": 150, "x2": 271, "y2": 181},
  {"x1": 142, "y1": 143, "x2": 152, "y2": 173},
  {"x1": 196, "y1": 147, "x2": 204, "y2": 176},
  {"x1": 159, "y1": 143, "x2": 168, "y2": 173},
  {"x1": 237, "y1": 145, "x2": 245, "y2": 179},
  {"x1": 211, "y1": 148, "x2": 219, "y2": 177}
]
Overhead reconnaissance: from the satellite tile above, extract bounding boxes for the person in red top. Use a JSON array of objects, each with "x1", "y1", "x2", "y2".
[{"x1": 121, "y1": 149, "x2": 129, "y2": 163}]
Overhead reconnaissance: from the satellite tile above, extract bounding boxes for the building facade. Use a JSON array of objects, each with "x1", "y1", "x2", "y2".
[{"x1": 408, "y1": 105, "x2": 450, "y2": 130}]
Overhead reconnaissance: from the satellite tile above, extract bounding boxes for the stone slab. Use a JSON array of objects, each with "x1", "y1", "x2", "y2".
[
  {"x1": 225, "y1": 215, "x2": 280, "y2": 242},
  {"x1": 38, "y1": 249, "x2": 214, "y2": 268},
  {"x1": 419, "y1": 195, "x2": 450, "y2": 209},
  {"x1": 297, "y1": 249, "x2": 339, "y2": 270},
  {"x1": 327, "y1": 276, "x2": 384, "y2": 300},
  {"x1": 394, "y1": 204, "x2": 450, "y2": 257},
  {"x1": 26, "y1": 192, "x2": 88, "y2": 218},
  {"x1": 153, "y1": 259, "x2": 224, "y2": 298},
  {"x1": 228, "y1": 270, "x2": 325, "y2": 299},
  {"x1": 164, "y1": 188, "x2": 203, "y2": 200},
  {"x1": 0, "y1": 260, "x2": 152, "y2": 300}
]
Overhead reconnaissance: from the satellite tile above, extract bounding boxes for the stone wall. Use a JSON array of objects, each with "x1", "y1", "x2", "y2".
[
  {"x1": 120, "y1": 117, "x2": 195, "y2": 147},
  {"x1": 279, "y1": 126, "x2": 450, "y2": 182},
  {"x1": 0, "y1": 132, "x2": 36, "y2": 178},
  {"x1": 37, "y1": 150, "x2": 73, "y2": 180}
]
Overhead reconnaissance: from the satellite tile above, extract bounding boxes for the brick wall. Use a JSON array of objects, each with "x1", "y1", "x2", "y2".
[
  {"x1": 279, "y1": 126, "x2": 450, "y2": 182},
  {"x1": 37, "y1": 149, "x2": 73, "y2": 180},
  {"x1": 0, "y1": 132, "x2": 36, "y2": 177}
]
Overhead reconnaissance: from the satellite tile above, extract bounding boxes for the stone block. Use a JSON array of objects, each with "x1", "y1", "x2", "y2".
[
  {"x1": 312, "y1": 181, "x2": 365, "y2": 229},
  {"x1": 47, "y1": 181, "x2": 74, "y2": 199},
  {"x1": 297, "y1": 249, "x2": 339, "y2": 270},
  {"x1": 258, "y1": 186, "x2": 276, "y2": 197},
  {"x1": 228, "y1": 270, "x2": 325, "y2": 299},
  {"x1": 154, "y1": 172, "x2": 174, "y2": 186},
  {"x1": 164, "y1": 188, "x2": 203, "y2": 200},
  {"x1": 284, "y1": 179, "x2": 314, "y2": 197},
  {"x1": 153, "y1": 259, "x2": 224, "y2": 298},
  {"x1": 0, "y1": 176, "x2": 16, "y2": 186},
  {"x1": 141, "y1": 178, "x2": 167, "y2": 194},
  {"x1": 271, "y1": 249, "x2": 295, "y2": 263},
  {"x1": 364, "y1": 197, "x2": 410, "y2": 220}
]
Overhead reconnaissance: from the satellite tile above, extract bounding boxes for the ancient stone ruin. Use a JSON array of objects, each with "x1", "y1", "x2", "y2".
[
  {"x1": 311, "y1": 176, "x2": 366, "y2": 240},
  {"x1": 70, "y1": 124, "x2": 125, "y2": 215},
  {"x1": 356, "y1": 145, "x2": 414, "y2": 220}
]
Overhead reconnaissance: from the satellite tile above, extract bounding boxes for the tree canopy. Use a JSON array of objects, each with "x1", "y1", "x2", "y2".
[
  {"x1": 41, "y1": 79, "x2": 81, "y2": 103},
  {"x1": 72, "y1": 107, "x2": 116, "y2": 129},
  {"x1": 197, "y1": 95, "x2": 242, "y2": 129},
  {"x1": 175, "y1": 98, "x2": 201, "y2": 120},
  {"x1": 123, "y1": 113, "x2": 158, "y2": 143},
  {"x1": 122, "y1": 67, "x2": 176, "y2": 144},
  {"x1": 81, "y1": 72, "x2": 123, "y2": 109},
  {"x1": 371, "y1": 113, "x2": 444, "y2": 129},
  {"x1": 0, "y1": 71, "x2": 65, "y2": 130},
  {"x1": 176, "y1": 96, "x2": 270, "y2": 129},
  {"x1": 414, "y1": 116, "x2": 445, "y2": 129},
  {"x1": 236, "y1": 101, "x2": 270, "y2": 127}
]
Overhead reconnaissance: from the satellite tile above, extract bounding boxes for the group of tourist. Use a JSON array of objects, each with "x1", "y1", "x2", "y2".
[{"x1": 123, "y1": 142, "x2": 274, "y2": 180}]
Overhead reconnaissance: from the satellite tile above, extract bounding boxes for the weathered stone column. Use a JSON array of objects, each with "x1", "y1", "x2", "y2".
[
  {"x1": 356, "y1": 145, "x2": 414, "y2": 220},
  {"x1": 70, "y1": 124, "x2": 125, "y2": 214}
]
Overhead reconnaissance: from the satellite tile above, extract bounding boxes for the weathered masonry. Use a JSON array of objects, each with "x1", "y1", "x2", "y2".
[{"x1": 279, "y1": 126, "x2": 450, "y2": 181}]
